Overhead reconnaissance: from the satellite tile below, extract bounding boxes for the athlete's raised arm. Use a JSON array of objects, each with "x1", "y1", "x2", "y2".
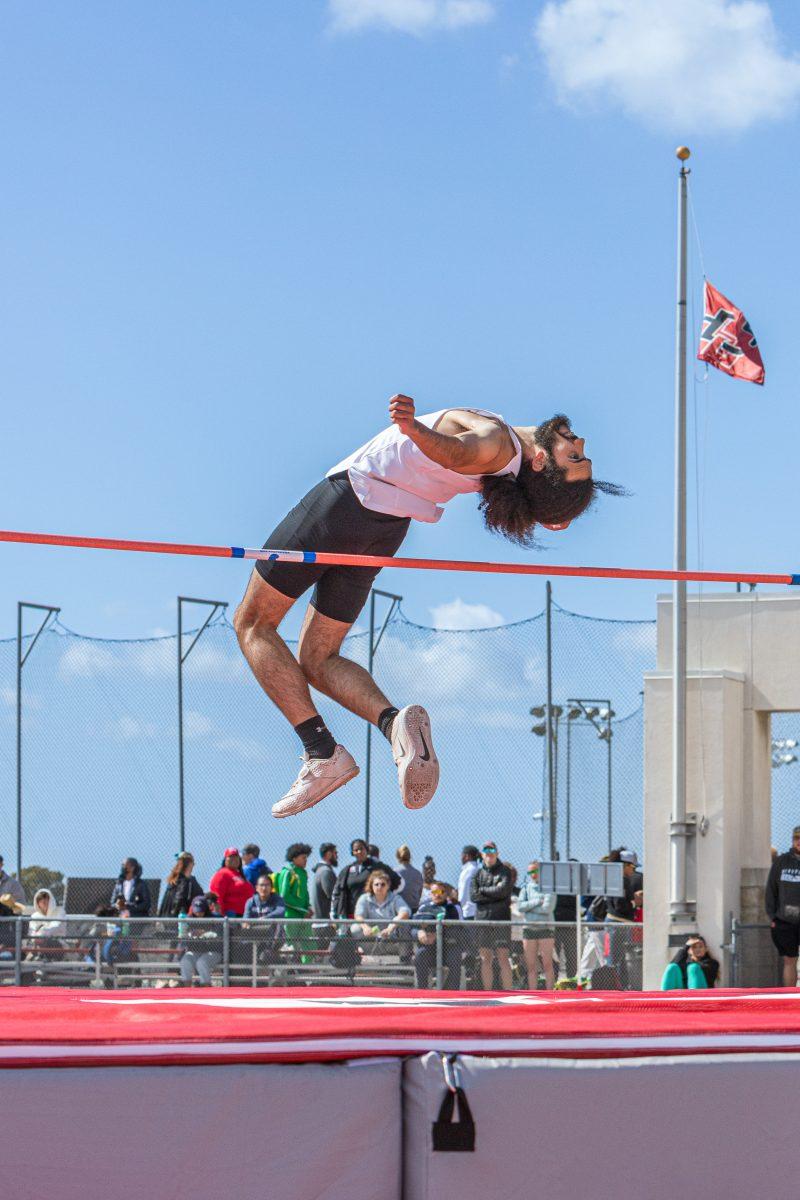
[{"x1": 388, "y1": 394, "x2": 513, "y2": 475}]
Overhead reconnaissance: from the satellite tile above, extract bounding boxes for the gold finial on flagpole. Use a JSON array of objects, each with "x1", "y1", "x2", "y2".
[{"x1": 676, "y1": 146, "x2": 691, "y2": 161}]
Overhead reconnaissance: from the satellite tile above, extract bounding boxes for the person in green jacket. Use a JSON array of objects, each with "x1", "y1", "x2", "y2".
[{"x1": 274, "y1": 843, "x2": 313, "y2": 961}]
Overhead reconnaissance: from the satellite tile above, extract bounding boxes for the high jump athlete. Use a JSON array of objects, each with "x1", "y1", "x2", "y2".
[{"x1": 234, "y1": 394, "x2": 618, "y2": 818}]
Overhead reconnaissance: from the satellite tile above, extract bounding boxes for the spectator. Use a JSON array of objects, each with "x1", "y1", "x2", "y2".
[
  {"x1": 331, "y1": 839, "x2": 401, "y2": 919},
  {"x1": 158, "y1": 852, "x2": 204, "y2": 918},
  {"x1": 27, "y1": 888, "x2": 67, "y2": 963},
  {"x1": 310, "y1": 843, "x2": 339, "y2": 920},
  {"x1": 83, "y1": 904, "x2": 132, "y2": 968},
  {"x1": 205, "y1": 892, "x2": 221, "y2": 915},
  {"x1": 275, "y1": 843, "x2": 313, "y2": 959},
  {"x1": 243, "y1": 874, "x2": 286, "y2": 966},
  {"x1": 458, "y1": 846, "x2": 480, "y2": 919},
  {"x1": 518, "y1": 861, "x2": 557, "y2": 990},
  {"x1": 0, "y1": 893, "x2": 25, "y2": 960},
  {"x1": 553, "y1": 859, "x2": 579, "y2": 981},
  {"x1": 209, "y1": 848, "x2": 254, "y2": 916},
  {"x1": 419, "y1": 855, "x2": 437, "y2": 906},
  {"x1": 242, "y1": 843, "x2": 270, "y2": 887},
  {"x1": 395, "y1": 845, "x2": 423, "y2": 913},
  {"x1": 601, "y1": 849, "x2": 640, "y2": 989},
  {"x1": 0, "y1": 855, "x2": 25, "y2": 906},
  {"x1": 179, "y1": 896, "x2": 222, "y2": 986},
  {"x1": 661, "y1": 935, "x2": 719, "y2": 990},
  {"x1": 274, "y1": 844, "x2": 312, "y2": 919},
  {"x1": 354, "y1": 870, "x2": 410, "y2": 939},
  {"x1": 470, "y1": 841, "x2": 513, "y2": 991},
  {"x1": 368, "y1": 844, "x2": 380, "y2": 859},
  {"x1": 110, "y1": 858, "x2": 152, "y2": 917},
  {"x1": 765, "y1": 826, "x2": 800, "y2": 987},
  {"x1": 413, "y1": 880, "x2": 461, "y2": 989}
]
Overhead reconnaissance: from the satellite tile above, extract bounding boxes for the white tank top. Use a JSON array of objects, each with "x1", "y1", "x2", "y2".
[{"x1": 327, "y1": 409, "x2": 522, "y2": 523}]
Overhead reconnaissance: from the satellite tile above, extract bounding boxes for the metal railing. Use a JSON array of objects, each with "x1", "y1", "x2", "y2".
[{"x1": 0, "y1": 916, "x2": 644, "y2": 990}]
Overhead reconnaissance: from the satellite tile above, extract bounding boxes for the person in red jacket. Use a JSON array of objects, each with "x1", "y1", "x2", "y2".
[{"x1": 209, "y1": 848, "x2": 254, "y2": 916}]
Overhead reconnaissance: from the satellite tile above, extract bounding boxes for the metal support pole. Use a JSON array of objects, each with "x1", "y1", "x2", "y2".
[
  {"x1": 14, "y1": 917, "x2": 22, "y2": 986},
  {"x1": 178, "y1": 596, "x2": 227, "y2": 851},
  {"x1": 435, "y1": 918, "x2": 444, "y2": 990},
  {"x1": 575, "y1": 895, "x2": 583, "y2": 983},
  {"x1": 565, "y1": 713, "x2": 572, "y2": 860},
  {"x1": 16, "y1": 601, "x2": 60, "y2": 875},
  {"x1": 607, "y1": 711, "x2": 613, "y2": 851},
  {"x1": 545, "y1": 581, "x2": 556, "y2": 860},
  {"x1": 222, "y1": 917, "x2": 231, "y2": 987},
  {"x1": 363, "y1": 587, "x2": 402, "y2": 843},
  {"x1": 670, "y1": 149, "x2": 695, "y2": 922}
]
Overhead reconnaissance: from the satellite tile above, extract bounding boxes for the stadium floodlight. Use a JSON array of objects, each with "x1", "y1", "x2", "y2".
[
  {"x1": 531, "y1": 722, "x2": 547, "y2": 736},
  {"x1": 597, "y1": 727, "x2": 612, "y2": 741},
  {"x1": 598, "y1": 708, "x2": 616, "y2": 720},
  {"x1": 530, "y1": 705, "x2": 545, "y2": 718},
  {"x1": 567, "y1": 706, "x2": 582, "y2": 720},
  {"x1": 585, "y1": 706, "x2": 599, "y2": 718}
]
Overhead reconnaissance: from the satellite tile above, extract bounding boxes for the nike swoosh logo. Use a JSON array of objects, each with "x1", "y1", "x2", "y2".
[{"x1": 419, "y1": 730, "x2": 431, "y2": 762}]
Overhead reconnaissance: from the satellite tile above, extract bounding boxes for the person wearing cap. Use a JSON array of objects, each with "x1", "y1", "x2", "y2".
[
  {"x1": 208, "y1": 849, "x2": 255, "y2": 917},
  {"x1": 0, "y1": 856, "x2": 25, "y2": 907},
  {"x1": 178, "y1": 896, "x2": 223, "y2": 986},
  {"x1": 275, "y1": 844, "x2": 313, "y2": 960},
  {"x1": 765, "y1": 827, "x2": 800, "y2": 986},
  {"x1": 601, "y1": 848, "x2": 640, "y2": 989},
  {"x1": 470, "y1": 842, "x2": 514, "y2": 990},
  {"x1": 330, "y1": 840, "x2": 402, "y2": 920}
]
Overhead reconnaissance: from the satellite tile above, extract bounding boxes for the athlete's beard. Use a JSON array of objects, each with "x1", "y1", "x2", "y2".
[{"x1": 533, "y1": 414, "x2": 572, "y2": 459}]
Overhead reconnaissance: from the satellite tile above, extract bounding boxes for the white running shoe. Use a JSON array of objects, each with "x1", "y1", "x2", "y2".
[
  {"x1": 390, "y1": 704, "x2": 439, "y2": 810},
  {"x1": 272, "y1": 745, "x2": 359, "y2": 818}
]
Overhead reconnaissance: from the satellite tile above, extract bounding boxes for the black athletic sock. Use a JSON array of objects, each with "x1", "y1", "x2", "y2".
[
  {"x1": 294, "y1": 715, "x2": 336, "y2": 760},
  {"x1": 378, "y1": 706, "x2": 400, "y2": 741}
]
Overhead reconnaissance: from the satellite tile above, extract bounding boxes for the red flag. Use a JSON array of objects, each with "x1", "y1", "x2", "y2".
[{"x1": 697, "y1": 280, "x2": 764, "y2": 384}]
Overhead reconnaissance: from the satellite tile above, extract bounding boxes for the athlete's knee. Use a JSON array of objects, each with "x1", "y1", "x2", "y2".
[
  {"x1": 233, "y1": 598, "x2": 280, "y2": 646},
  {"x1": 297, "y1": 640, "x2": 336, "y2": 686}
]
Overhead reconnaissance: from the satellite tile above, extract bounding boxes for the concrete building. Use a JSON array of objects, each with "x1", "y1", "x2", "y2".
[{"x1": 643, "y1": 590, "x2": 799, "y2": 988}]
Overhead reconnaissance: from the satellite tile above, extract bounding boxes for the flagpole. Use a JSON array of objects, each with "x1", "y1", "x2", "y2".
[{"x1": 670, "y1": 146, "x2": 695, "y2": 924}]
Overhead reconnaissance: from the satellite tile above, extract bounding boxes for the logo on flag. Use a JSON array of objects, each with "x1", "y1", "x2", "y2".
[{"x1": 697, "y1": 280, "x2": 764, "y2": 385}]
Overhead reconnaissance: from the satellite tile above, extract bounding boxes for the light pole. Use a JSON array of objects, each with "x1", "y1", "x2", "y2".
[
  {"x1": 566, "y1": 698, "x2": 615, "y2": 853},
  {"x1": 532, "y1": 703, "x2": 563, "y2": 856},
  {"x1": 772, "y1": 738, "x2": 798, "y2": 769}
]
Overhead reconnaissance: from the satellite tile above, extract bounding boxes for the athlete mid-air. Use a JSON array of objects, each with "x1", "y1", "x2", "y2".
[{"x1": 234, "y1": 394, "x2": 619, "y2": 818}]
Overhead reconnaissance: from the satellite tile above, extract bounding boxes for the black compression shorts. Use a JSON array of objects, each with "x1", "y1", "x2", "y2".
[{"x1": 255, "y1": 473, "x2": 411, "y2": 624}]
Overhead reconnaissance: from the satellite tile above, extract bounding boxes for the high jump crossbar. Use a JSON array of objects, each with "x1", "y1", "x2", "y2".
[{"x1": 0, "y1": 529, "x2": 797, "y2": 587}]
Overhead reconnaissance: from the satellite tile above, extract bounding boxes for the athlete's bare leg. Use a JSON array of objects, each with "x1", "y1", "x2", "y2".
[
  {"x1": 297, "y1": 604, "x2": 394, "y2": 722},
  {"x1": 233, "y1": 571, "x2": 319, "y2": 726}
]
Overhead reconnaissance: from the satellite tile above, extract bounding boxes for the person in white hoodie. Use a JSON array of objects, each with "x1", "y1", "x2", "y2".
[
  {"x1": 26, "y1": 888, "x2": 67, "y2": 961},
  {"x1": 517, "y1": 862, "x2": 557, "y2": 990}
]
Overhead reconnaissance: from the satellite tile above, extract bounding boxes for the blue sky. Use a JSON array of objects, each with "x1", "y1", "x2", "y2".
[
  {"x1": 3, "y1": 0, "x2": 800, "y2": 880},
  {"x1": 3, "y1": 1, "x2": 800, "y2": 640}
]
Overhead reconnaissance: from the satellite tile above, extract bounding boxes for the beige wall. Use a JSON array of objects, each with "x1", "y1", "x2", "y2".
[{"x1": 644, "y1": 592, "x2": 800, "y2": 988}]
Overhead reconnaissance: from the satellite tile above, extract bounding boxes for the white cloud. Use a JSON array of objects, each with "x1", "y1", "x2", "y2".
[
  {"x1": 329, "y1": 0, "x2": 494, "y2": 35},
  {"x1": 429, "y1": 598, "x2": 506, "y2": 630},
  {"x1": 58, "y1": 642, "x2": 117, "y2": 679},
  {"x1": 112, "y1": 716, "x2": 158, "y2": 741},
  {"x1": 535, "y1": 0, "x2": 800, "y2": 133},
  {"x1": 183, "y1": 710, "x2": 214, "y2": 740}
]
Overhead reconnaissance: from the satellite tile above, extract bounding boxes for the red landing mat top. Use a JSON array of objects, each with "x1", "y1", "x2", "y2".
[{"x1": 3, "y1": 987, "x2": 800, "y2": 1067}]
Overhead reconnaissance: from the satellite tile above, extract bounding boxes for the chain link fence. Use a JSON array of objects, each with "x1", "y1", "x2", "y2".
[{"x1": 0, "y1": 915, "x2": 644, "y2": 991}]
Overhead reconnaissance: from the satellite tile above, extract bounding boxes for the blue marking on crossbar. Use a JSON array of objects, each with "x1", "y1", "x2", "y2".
[
  {"x1": 791, "y1": 574, "x2": 800, "y2": 586},
  {"x1": 231, "y1": 546, "x2": 245, "y2": 558},
  {"x1": 303, "y1": 551, "x2": 317, "y2": 563}
]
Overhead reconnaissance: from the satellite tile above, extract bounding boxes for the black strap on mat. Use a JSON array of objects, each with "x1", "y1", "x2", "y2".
[{"x1": 431, "y1": 1087, "x2": 475, "y2": 1152}]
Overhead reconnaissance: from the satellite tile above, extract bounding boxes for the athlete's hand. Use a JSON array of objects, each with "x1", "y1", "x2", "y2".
[{"x1": 389, "y1": 393, "x2": 416, "y2": 434}]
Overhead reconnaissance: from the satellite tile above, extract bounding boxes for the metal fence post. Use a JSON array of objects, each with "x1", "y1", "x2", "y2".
[
  {"x1": 178, "y1": 597, "x2": 227, "y2": 850},
  {"x1": 16, "y1": 601, "x2": 60, "y2": 874},
  {"x1": 14, "y1": 918, "x2": 22, "y2": 986},
  {"x1": 222, "y1": 918, "x2": 231, "y2": 986},
  {"x1": 363, "y1": 588, "x2": 402, "y2": 843},
  {"x1": 435, "y1": 919, "x2": 444, "y2": 990}
]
